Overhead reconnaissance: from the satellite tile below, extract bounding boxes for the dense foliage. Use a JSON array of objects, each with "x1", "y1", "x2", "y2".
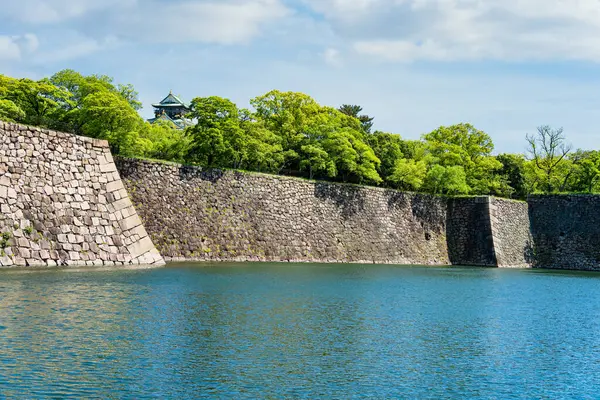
[{"x1": 1, "y1": 70, "x2": 598, "y2": 199}]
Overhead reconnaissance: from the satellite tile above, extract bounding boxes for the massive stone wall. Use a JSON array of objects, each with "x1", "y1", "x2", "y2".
[
  {"x1": 0, "y1": 122, "x2": 164, "y2": 267},
  {"x1": 116, "y1": 158, "x2": 450, "y2": 265},
  {"x1": 528, "y1": 195, "x2": 600, "y2": 271},
  {"x1": 489, "y1": 198, "x2": 533, "y2": 268},
  {"x1": 6, "y1": 120, "x2": 600, "y2": 271}
]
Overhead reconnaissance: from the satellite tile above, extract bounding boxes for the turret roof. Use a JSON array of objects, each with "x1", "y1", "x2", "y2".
[{"x1": 152, "y1": 91, "x2": 189, "y2": 109}]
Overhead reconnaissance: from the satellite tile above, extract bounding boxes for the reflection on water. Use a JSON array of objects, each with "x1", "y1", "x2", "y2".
[{"x1": 1, "y1": 264, "x2": 600, "y2": 398}]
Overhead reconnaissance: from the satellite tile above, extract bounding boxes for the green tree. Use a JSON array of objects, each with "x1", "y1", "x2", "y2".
[
  {"x1": 4, "y1": 78, "x2": 72, "y2": 129},
  {"x1": 0, "y1": 99, "x2": 25, "y2": 123},
  {"x1": 388, "y1": 158, "x2": 427, "y2": 191},
  {"x1": 251, "y1": 90, "x2": 318, "y2": 170},
  {"x1": 423, "y1": 165, "x2": 469, "y2": 195},
  {"x1": 187, "y1": 97, "x2": 284, "y2": 171},
  {"x1": 51, "y1": 70, "x2": 142, "y2": 111},
  {"x1": 137, "y1": 120, "x2": 190, "y2": 162},
  {"x1": 49, "y1": 69, "x2": 142, "y2": 133},
  {"x1": 252, "y1": 91, "x2": 381, "y2": 183},
  {"x1": 496, "y1": 153, "x2": 528, "y2": 199},
  {"x1": 338, "y1": 104, "x2": 374, "y2": 133},
  {"x1": 238, "y1": 108, "x2": 284, "y2": 173},
  {"x1": 313, "y1": 108, "x2": 381, "y2": 184},
  {"x1": 116, "y1": 83, "x2": 142, "y2": 111},
  {"x1": 423, "y1": 123, "x2": 501, "y2": 194},
  {"x1": 300, "y1": 144, "x2": 335, "y2": 179},
  {"x1": 367, "y1": 131, "x2": 404, "y2": 181},
  {"x1": 567, "y1": 150, "x2": 600, "y2": 193},
  {"x1": 398, "y1": 139, "x2": 430, "y2": 163},
  {"x1": 79, "y1": 90, "x2": 143, "y2": 156},
  {"x1": 526, "y1": 125, "x2": 572, "y2": 193},
  {"x1": 186, "y1": 96, "x2": 242, "y2": 167},
  {"x1": 0, "y1": 76, "x2": 24, "y2": 122}
]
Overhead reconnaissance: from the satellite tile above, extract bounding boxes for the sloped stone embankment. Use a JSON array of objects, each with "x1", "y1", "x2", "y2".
[{"x1": 0, "y1": 122, "x2": 164, "y2": 267}]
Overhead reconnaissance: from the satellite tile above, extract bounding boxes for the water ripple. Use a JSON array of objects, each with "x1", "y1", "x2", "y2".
[{"x1": 0, "y1": 264, "x2": 599, "y2": 398}]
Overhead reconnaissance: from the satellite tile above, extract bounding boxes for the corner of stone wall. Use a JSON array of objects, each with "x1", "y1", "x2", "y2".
[
  {"x1": 487, "y1": 197, "x2": 503, "y2": 266},
  {"x1": 488, "y1": 197, "x2": 533, "y2": 269},
  {"x1": 97, "y1": 148, "x2": 165, "y2": 267},
  {"x1": 445, "y1": 196, "x2": 497, "y2": 267},
  {"x1": 0, "y1": 121, "x2": 165, "y2": 268}
]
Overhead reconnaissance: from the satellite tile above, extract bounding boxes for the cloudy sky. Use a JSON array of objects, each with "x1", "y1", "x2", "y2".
[{"x1": 2, "y1": 0, "x2": 600, "y2": 153}]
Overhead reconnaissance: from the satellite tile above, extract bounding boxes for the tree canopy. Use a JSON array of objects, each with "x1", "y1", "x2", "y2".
[{"x1": 0, "y1": 69, "x2": 592, "y2": 199}]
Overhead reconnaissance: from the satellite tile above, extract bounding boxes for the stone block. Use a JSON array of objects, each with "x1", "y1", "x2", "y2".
[
  {"x1": 0, "y1": 256, "x2": 13, "y2": 266},
  {"x1": 113, "y1": 198, "x2": 130, "y2": 212},
  {"x1": 106, "y1": 180, "x2": 124, "y2": 193},
  {"x1": 91, "y1": 138, "x2": 109, "y2": 148},
  {"x1": 119, "y1": 215, "x2": 142, "y2": 231},
  {"x1": 18, "y1": 247, "x2": 31, "y2": 259},
  {"x1": 13, "y1": 256, "x2": 25, "y2": 266},
  {"x1": 27, "y1": 259, "x2": 46, "y2": 267},
  {"x1": 130, "y1": 224, "x2": 147, "y2": 239},
  {"x1": 128, "y1": 236, "x2": 154, "y2": 258},
  {"x1": 100, "y1": 162, "x2": 117, "y2": 173}
]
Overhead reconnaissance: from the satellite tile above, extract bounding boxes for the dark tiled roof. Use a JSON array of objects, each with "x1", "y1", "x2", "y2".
[{"x1": 152, "y1": 91, "x2": 189, "y2": 109}]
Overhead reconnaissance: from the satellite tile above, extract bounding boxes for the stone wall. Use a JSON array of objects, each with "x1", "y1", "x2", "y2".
[
  {"x1": 0, "y1": 122, "x2": 164, "y2": 267},
  {"x1": 446, "y1": 197, "x2": 496, "y2": 266},
  {"x1": 489, "y1": 198, "x2": 533, "y2": 268},
  {"x1": 528, "y1": 195, "x2": 600, "y2": 271},
  {"x1": 116, "y1": 158, "x2": 450, "y2": 265},
  {"x1": 7, "y1": 120, "x2": 600, "y2": 271}
]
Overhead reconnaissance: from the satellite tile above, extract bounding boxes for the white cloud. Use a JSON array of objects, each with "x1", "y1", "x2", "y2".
[
  {"x1": 302, "y1": 0, "x2": 380, "y2": 21},
  {"x1": 323, "y1": 48, "x2": 343, "y2": 67},
  {"x1": 1, "y1": 0, "x2": 136, "y2": 24},
  {"x1": 0, "y1": 30, "x2": 112, "y2": 65},
  {"x1": 33, "y1": 33, "x2": 119, "y2": 64},
  {"x1": 0, "y1": 36, "x2": 22, "y2": 61},
  {"x1": 0, "y1": 0, "x2": 291, "y2": 64},
  {"x1": 0, "y1": 34, "x2": 40, "y2": 61},
  {"x1": 302, "y1": 0, "x2": 600, "y2": 63},
  {"x1": 3, "y1": 0, "x2": 291, "y2": 46},
  {"x1": 119, "y1": 0, "x2": 290, "y2": 45},
  {"x1": 21, "y1": 34, "x2": 39, "y2": 53}
]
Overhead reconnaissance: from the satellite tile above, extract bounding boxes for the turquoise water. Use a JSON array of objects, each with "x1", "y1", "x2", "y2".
[{"x1": 1, "y1": 263, "x2": 600, "y2": 398}]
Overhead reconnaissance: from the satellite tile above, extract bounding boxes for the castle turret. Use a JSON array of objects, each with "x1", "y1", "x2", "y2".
[{"x1": 147, "y1": 91, "x2": 193, "y2": 129}]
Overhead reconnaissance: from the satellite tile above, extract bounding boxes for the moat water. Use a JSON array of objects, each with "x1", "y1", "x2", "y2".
[{"x1": 0, "y1": 263, "x2": 599, "y2": 398}]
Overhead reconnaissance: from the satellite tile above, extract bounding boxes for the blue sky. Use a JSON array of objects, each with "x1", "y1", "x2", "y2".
[{"x1": 2, "y1": 0, "x2": 600, "y2": 154}]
